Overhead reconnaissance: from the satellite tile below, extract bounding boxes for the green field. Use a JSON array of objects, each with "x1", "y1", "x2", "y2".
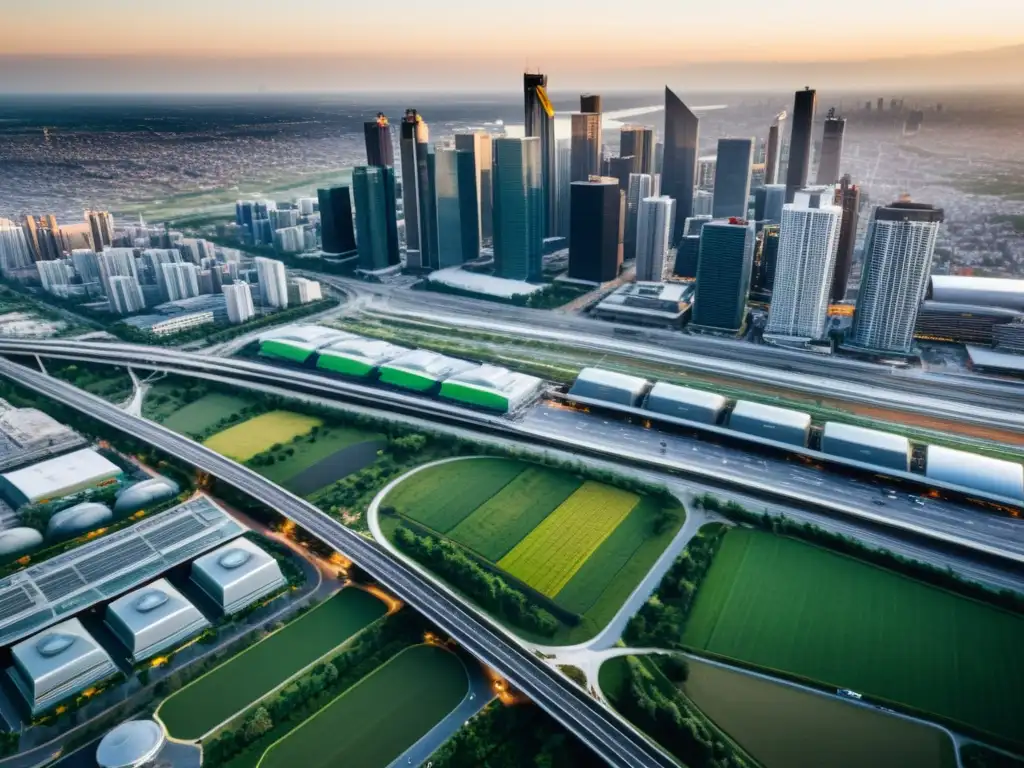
[
  {"x1": 156, "y1": 392, "x2": 258, "y2": 436},
  {"x1": 257, "y1": 644, "x2": 468, "y2": 768},
  {"x1": 204, "y1": 411, "x2": 322, "y2": 462},
  {"x1": 682, "y1": 658, "x2": 956, "y2": 768},
  {"x1": 255, "y1": 426, "x2": 382, "y2": 487},
  {"x1": 157, "y1": 589, "x2": 387, "y2": 740},
  {"x1": 684, "y1": 529, "x2": 1024, "y2": 744}
]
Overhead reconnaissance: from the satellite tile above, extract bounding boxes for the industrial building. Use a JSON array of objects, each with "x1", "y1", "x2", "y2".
[
  {"x1": 105, "y1": 578, "x2": 210, "y2": 662},
  {"x1": 191, "y1": 538, "x2": 287, "y2": 615},
  {"x1": 315, "y1": 337, "x2": 408, "y2": 378},
  {"x1": 0, "y1": 400, "x2": 85, "y2": 472},
  {"x1": 966, "y1": 345, "x2": 1024, "y2": 376},
  {"x1": 592, "y1": 282, "x2": 693, "y2": 328},
  {"x1": 820, "y1": 422, "x2": 910, "y2": 472},
  {"x1": 914, "y1": 302, "x2": 1022, "y2": 345},
  {"x1": 9, "y1": 618, "x2": 119, "y2": 714},
  {"x1": 257, "y1": 325, "x2": 353, "y2": 363},
  {"x1": 46, "y1": 501, "x2": 113, "y2": 539},
  {"x1": 568, "y1": 368, "x2": 649, "y2": 407},
  {"x1": 728, "y1": 400, "x2": 811, "y2": 447},
  {"x1": 377, "y1": 350, "x2": 478, "y2": 392},
  {"x1": 0, "y1": 448, "x2": 122, "y2": 506},
  {"x1": 439, "y1": 365, "x2": 544, "y2": 412},
  {"x1": 925, "y1": 445, "x2": 1024, "y2": 501},
  {"x1": 96, "y1": 719, "x2": 167, "y2": 768},
  {"x1": 644, "y1": 382, "x2": 728, "y2": 425},
  {"x1": 113, "y1": 476, "x2": 180, "y2": 515}
]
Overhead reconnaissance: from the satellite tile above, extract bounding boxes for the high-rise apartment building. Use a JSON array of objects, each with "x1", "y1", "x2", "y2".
[
  {"x1": 70, "y1": 249, "x2": 101, "y2": 286},
  {"x1": 785, "y1": 88, "x2": 817, "y2": 203},
  {"x1": 363, "y1": 112, "x2": 394, "y2": 168},
  {"x1": 765, "y1": 188, "x2": 843, "y2": 341},
  {"x1": 37, "y1": 259, "x2": 72, "y2": 297},
  {"x1": 224, "y1": 281, "x2": 255, "y2": 324},
  {"x1": 400, "y1": 109, "x2": 430, "y2": 269},
  {"x1": 0, "y1": 221, "x2": 35, "y2": 273},
  {"x1": 98, "y1": 247, "x2": 140, "y2": 304},
  {"x1": 635, "y1": 196, "x2": 675, "y2": 282},
  {"x1": 753, "y1": 184, "x2": 787, "y2": 225},
  {"x1": 161, "y1": 262, "x2": 200, "y2": 302},
  {"x1": 353, "y1": 166, "x2": 400, "y2": 271},
  {"x1": 831, "y1": 175, "x2": 861, "y2": 302},
  {"x1": 454, "y1": 132, "x2": 494, "y2": 242},
  {"x1": 568, "y1": 179, "x2": 622, "y2": 283},
  {"x1": 625, "y1": 174, "x2": 655, "y2": 261},
  {"x1": 620, "y1": 125, "x2": 655, "y2": 175},
  {"x1": 493, "y1": 137, "x2": 544, "y2": 282},
  {"x1": 691, "y1": 218, "x2": 754, "y2": 332},
  {"x1": 434, "y1": 147, "x2": 480, "y2": 267},
  {"x1": 712, "y1": 138, "x2": 754, "y2": 218},
  {"x1": 255, "y1": 256, "x2": 289, "y2": 309},
  {"x1": 288, "y1": 277, "x2": 323, "y2": 304},
  {"x1": 662, "y1": 87, "x2": 699, "y2": 243},
  {"x1": 815, "y1": 108, "x2": 846, "y2": 185},
  {"x1": 764, "y1": 111, "x2": 786, "y2": 186},
  {"x1": 524, "y1": 73, "x2": 557, "y2": 237},
  {"x1": 571, "y1": 94, "x2": 603, "y2": 183},
  {"x1": 849, "y1": 201, "x2": 944, "y2": 354},
  {"x1": 317, "y1": 187, "x2": 357, "y2": 255},
  {"x1": 108, "y1": 275, "x2": 145, "y2": 315},
  {"x1": 692, "y1": 190, "x2": 714, "y2": 217},
  {"x1": 85, "y1": 211, "x2": 114, "y2": 251}
]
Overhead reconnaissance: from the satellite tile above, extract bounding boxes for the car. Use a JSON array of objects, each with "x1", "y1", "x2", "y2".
[
  {"x1": 837, "y1": 688, "x2": 863, "y2": 700},
  {"x1": 913, "y1": 497, "x2": 926, "y2": 506}
]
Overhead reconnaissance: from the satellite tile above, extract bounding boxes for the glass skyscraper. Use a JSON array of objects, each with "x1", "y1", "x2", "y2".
[
  {"x1": 493, "y1": 137, "x2": 544, "y2": 282},
  {"x1": 524, "y1": 73, "x2": 557, "y2": 238},
  {"x1": 434, "y1": 148, "x2": 480, "y2": 268},
  {"x1": 353, "y1": 166, "x2": 400, "y2": 271},
  {"x1": 785, "y1": 88, "x2": 817, "y2": 203},
  {"x1": 815, "y1": 108, "x2": 847, "y2": 185},
  {"x1": 317, "y1": 187, "x2": 357, "y2": 255},
  {"x1": 568, "y1": 179, "x2": 622, "y2": 283},
  {"x1": 692, "y1": 219, "x2": 754, "y2": 332},
  {"x1": 712, "y1": 138, "x2": 754, "y2": 219},
  {"x1": 662, "y1": 87, "x2": 699, "y2": 244}
]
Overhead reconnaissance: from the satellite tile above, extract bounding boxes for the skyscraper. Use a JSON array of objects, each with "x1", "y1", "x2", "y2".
[
  {"x1": 712, "y1": 138, "x2": 754, "y2": 219},
  {"x1": 753, "y1": 184, "x2": 787, "y2": 225},
  {"x1": 162, "y1": 262, "x2": 200, "y2": 302},
  {"x1": 568, "y1": 179, "x2": 622, "y2": 283},
  {"x1": 434, "y1": 147, "x2": 480, "y2": 267},
  {"x1": 400, "y1": 109, "x2": 429, "y2": 269},
  {"x1": 765, "y1": 188, "x2": 843, "y2": 341},
  {"x1": 662, "y1": 87, "x2": 699, "y2": 243},
  {"x1": 751, "y1": 224, "x2": 781, "y2": 297},
  {"x1": 224, "y1": 281, "x2": 255, "y2": 324},
  {"x1": 673, "y1": 235, "x2": 700, "y2": 279},
  {"x1": 692, "y1": 190, "x2": 714, "y2": 216},
  {"x1": 37, "y1": 259, "x2": 71, "y2": 297},
  {"x1": 764, "y1": 111, "x2": 786, "y2": 186},
  {"x1": 635, "y1": 196, "x2": 675, "y2": 282},
  {"x1": 454, "y1": 132, "x2": 493, "y2": 242},
  {"x1": 255, "y1": 256, "x2": 289, "y2": 309},
  {"x1": 363, "y1": 112, "x2": 394, "y2": 168},
  {"x1": 625, "y1": 174, "x2": 654, "y2": 261},
  {"x1": 524, "y1": 73, "x2": 557, "y2": 237},
  {"x1": 604, "y1": 156, "x2": 634, "y2": 193},
  {"x1": 785, "y1": 88, "x2": 817, "y2": 203},
  {"x1": 317, "y1": 187, "x2": 357, "y2": 255},
  {"x1": 419, "y1": 134, "x2": 439, "y2": 270},
  {"x1": 571, "y1": 95, "x2": 602, "y2": 183},
  {"x1": 691, "y1": 218, "x2": 754, "y2": 332},
  {"x1": 831, "y1": 175, "x2": 861, "y2": 302},
  {"x1": 108, "y1": 275, "x2": 145, "y2": 315},
  {"x1": 98, "y1": 247, "x2": 140, "y2": 305},
  {"x1": 493, "y1": 137, "x2": 544, "y2": 282},
  {"x1": 849, "y1": 201, "x2": 944, "y2": 354},
  {"x1": 620, "y1": 125, "x2": 655, "y2": 175},
  {"x1": 353, "y1": 166, "x2": 400, "y2": 271},
  {"x1": 0, "y1": 220, "x2": 34, "y2": 273},
  {"x1": 555, "y1": 138, "x2": 572, "y2": 238},
  {"x1": 85, "y1": 211, "x2": 114, "y2": 250},
  {"x1": 815, "y1": 108, "x2": 846, "y2": 185}
]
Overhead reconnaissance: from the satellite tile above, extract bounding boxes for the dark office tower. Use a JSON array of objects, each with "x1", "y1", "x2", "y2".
[
  {"x1": 400, "y1": 110, "x2": 428, "y2": 268},
  {"x1": 753, "y1": 184, "x2": 786, "y2": 225},
  {"x1": 764, "y1": 111, "x2": 786, "y2": 185},
  {"x1": 662, "y1": 87, "x2": 699, "y2": 244},
  {"x1": 785, "y1": 87, "x2": 817, "y2": 203},
  {"x1": 620, "y1": 125, "x2": 654, "y2": 174},
  {"x1": 877, "y1": 97, "x2": 885, "y2": 112},
  {"x1": 751, "y1": 224, "x2": 780, "y2": 296},
  {"x1": 830, "y1": 175, "x2": 860, "y2": 302},
  {"x1": 571, "y1": 94, "x2": 602, "y2": 183},
  {"x1": 524, "y1": 73, "x2": 557, "y2": 237},
  {"x1": 363, "y1": 112, "x2": 394, "y2": 168},
  {"x1": 815, "y1": 108, "x2": 846, "y2": 185},
  {"x1": 712, "y1": 138, "x2": 754, "y2": 218},
  {"x1": 568, "y1": 180, "x2": 622, "y2": 283},
  {"x1": 455, "y1": 132, "x2": 493, "y2": 242},
  {"x1": 605, "y1": 156, "x2": 634, "y2": 192},
  {"x1": 353, "y1": 166, "x2": 400, "y2": 271},
  {"x1": 421, "y1": 145, "x2": 439, "y2": 269},
  {"x1": 692, "y1": 218, "x2": 754, "y2": 332},
  {"x1": 673, "y1": 235, "x2": 700, "y2": 279},
  {"x1": 317, "y1": 187, "x2": 356, "y2": 255}
]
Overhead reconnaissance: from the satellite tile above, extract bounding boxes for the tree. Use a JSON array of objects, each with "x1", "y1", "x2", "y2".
[
  {"x1": 660, "y1": 655, "x2": 690, "y2": 683},
  {"x1": 243, "y1": 706, "x2": 273, "y2": 741}
]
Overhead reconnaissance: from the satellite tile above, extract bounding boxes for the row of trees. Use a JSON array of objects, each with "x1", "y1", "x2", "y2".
[{"x1": 393, "y1": 527, "x2": 561, "y2": 637}]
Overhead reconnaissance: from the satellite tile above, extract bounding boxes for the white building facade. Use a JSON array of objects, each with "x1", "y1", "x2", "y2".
[
  {"x1": 254, "y1": 257, "x2": 288, "y2": 308},
  {"x1": 634, "y1": 196, "x2": 675, "y2": 282},
  {"x1": 224, "y1": 281, "x2": 255, "y2": 324}
]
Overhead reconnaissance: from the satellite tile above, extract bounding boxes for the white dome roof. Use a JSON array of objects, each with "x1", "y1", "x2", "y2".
[{"x1": 96, "y1": 719, "x2": 165, "y2": 768}]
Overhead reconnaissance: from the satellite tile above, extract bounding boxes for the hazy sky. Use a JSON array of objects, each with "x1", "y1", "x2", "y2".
[{"x1": 3, "y1": 0, "x2": 1023, "y2": 91}]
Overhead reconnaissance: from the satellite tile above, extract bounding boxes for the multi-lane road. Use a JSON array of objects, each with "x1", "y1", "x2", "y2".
[{"x1": 0, "y1": 358, "x2": 678, "y2": 768}]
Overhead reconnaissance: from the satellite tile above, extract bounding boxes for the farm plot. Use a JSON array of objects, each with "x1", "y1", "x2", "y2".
[
  {"x1": 255, "y1": 426, "x2": 383, "y2": 492},
  {"x1": 204, "y1": 411, "x2": 321, "y2": 462}
]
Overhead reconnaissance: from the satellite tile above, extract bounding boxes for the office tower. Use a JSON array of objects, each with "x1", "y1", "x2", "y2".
[
  {"x1": 849, "y1": 201, "x2": 944, "y2": 354},
  {"x1": 37, "y1": 259, "x2": 71, "y2": 297},
  {"x1": 683, "y1": 215, "x2": 712, "y2": 237},
  {"x1": 493, "y1": 137, "x2": 544, "y2": 281},
  {"x1": 568, "y1": 179, "x2": 622, "y2": 283},
  {"x1": 785, "y1": 88, "x2": 817, "y2": 203},
  {"x1": 0, "y1": 221, "x2": 34, "y2": 273},
  {"x1": 85, "y1": 211, "x2": 114, "y2": 250},
  {"x1": 434, "y1": 147, "x2": 480, "y2": 267},
  {"x1": 753, "y1": 184, "x2": 786, "y2": 225},
  {"x1": 555, "y1": 138, "x2": 572, "y2": 238},
  {"x1": 571, "y1": 97, "x2": 602, "y2": 183},
  {"x1": 752, "y1": 224, "x2": 781, "y2": 296},
  {"x1": 831, "y1": 175, "x2": 861, "y2": 302},
  {"x1": 161, "y1": 262, "x2": 200, "y2": 302},
  {"x1": 524, "y1": 73, "x2": 557, "y2": 237},
  {"x1": 620, "y1": 125, "x2": 654, "y2": 175},
  {"x1": 455, "y1": 132, "x2": 493, "y2": 241},
  {"x1": 662, "y1": 87, "x2": 699, "y2": 243},
  {"x1": 254, "y1": 256, "x2": 289, "y2": 308},
  {"x1": 674, "y1": 235, "x2": 700, "y2": 279},
  {"x1": 363, "y1": 112, "x2": 394, "y2": 168},
  {"x1": 635, "y1": 196, "x2": 675, "y2": 282},
  {"x1": 317, "y1": 187, "x2": 356, "y2": 255},
  {"x1": 764, "y1": 111, "x2": 786, "y2": 185},
  {"x1": 70, "y1": 249, "x2": 101, "y2": 285},
  {"x1": 400, "y1": 109, "x2": 429, "y2": 268},
  {"x1": 108, "y1": 275, "x2": 145, "y2": 315},
  {"x1": 712, "y1": 138, "x2": 754, "y2": 218},
  {"x1": 692, "y1": 190, "x2": 714, "y2": 216},
  {"x1": 691, "y1": 218, "x2": 754, "y2": 332},
  {"x1": 625, "y1": 174, "x2": 655, "y2": 261},
  {"x1": 765, "y1": 188, "x2": 843, "y2": 341},
  {"x1": 605, "y1": 156, "x2": 634, "y2": 193},
  {"x1": 224, "y1": 281, "x2": 255, "y2": 324},
  {"x1": 815, "y1": 108, "x2": 846, "y2": 185},
  {"x1": 353, "y1": 166, "x2": 400, "y2": 271}
]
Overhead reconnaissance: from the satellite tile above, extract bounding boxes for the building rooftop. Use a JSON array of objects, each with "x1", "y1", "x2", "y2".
[
  {"x1": 0, "y1": 402, "x2": 82, "y2": 450},
  {"x1": 731, "y1": 400, "x2": 812, "y2": 431},
  {"x1": 822, "y1": 422, "x2": 910, "y2": 455},
  {"x1": 258, "y1": 324, "x2": 352, "y2": 348},
  {"x1": 96, "y1": 720, "x2": 166, "y2": 768},
  {"x1": 383, "y1": 349, "x2": 478, "y2": 378},
  {"x1": 571, "y1": 367, "x2": 649, "y2": 396},
  {"x1": 318, "y1": 337, "x2": 408, "y2": 365},
  {"x1": 191, "y1": 537, "x2": 286, "y2": 614},
  {"x1": 1, "y1": 448, "x2": 122, "y2": 505},
  {"x1": 926, "y1": 445, "x2": 1024, "y2": 501},
  {"x1": 929, "y1": 276, "x2": 1024, "y2": 312},
  {"x1": 966, "y1": 345, "x2": 1024, "y2": 373},
  {"x1": 647, "y1": 382, "x2": 728, "y2": 412},
  {"x1": 426, "y1": 267, "x2": 546, "y2": 298},
  {"x1": 105, "y1": 578, "x2": 210, "y2": 661}
]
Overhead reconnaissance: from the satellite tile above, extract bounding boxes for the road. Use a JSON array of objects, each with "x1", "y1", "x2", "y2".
[{"x1": 0, "y1": 358, "x2": 678, "y2": 768}]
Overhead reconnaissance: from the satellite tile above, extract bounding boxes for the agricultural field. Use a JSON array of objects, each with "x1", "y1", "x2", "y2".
[
  {"x1": 156, "y1": 392, "x2": 258, "y2": 436},
  {"x1": 157, "y1": 589, "x2": 387, "y2": 740},
  {"x1": 254, "y1": 425, "x2": 384, "y2": 494},
  {"x1": 684, "y1": 528, "x2": 1024, "y2": 745},
  {"x1": 256, "y1": 644, "x2": 467, "y2": 768},
  {"x1": 204, "y1": 411, "x2": 322, "y2": 462}
]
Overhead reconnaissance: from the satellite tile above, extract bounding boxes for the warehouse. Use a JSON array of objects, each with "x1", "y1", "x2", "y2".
[
  {"x1": 821, "y1": 422, "x2": 910, "y2": 472},
  {"x1": 439, "y1": 365, "x2": 544, "y2": 412},
  {"x1": 644, "y1": 382, "x2": 728, "y2": 425},
  {"x1": 258, "y1": 324, "x2": 353, "y2": 364},
  {"x1": 0, "y1": 448, "x2": 122, "y2": 506},
  {"x1": 568, "y1": 368, "x2": 650, "y2": 407},
  {"x1": 728, "y1": 400, "x2": 811, "y2": 447},
  {"x1": 113, "y1": 476, "x2": 180, "y2": 515},
  {"x1": 105, "y1": 579, "x2": 210, "y2": 662},
  {"x1": 926, "y1": 445, "x2": 1024, "y2": 501},
  {"x1": 315, "y1": 337, "x2": 408, "y2": 378},
  {"x1": 46, "y1": 501, "x2": 113, "y2": 540},
  {"x1": 0, "y1": 400, "x2": 85, "y2": 472},
  {"x1": 9, "y1": 618, "x2": 119, "y2": 714},
  {"x1": 191, "y1": 538, "x2": 286, "y2": 615},
  {"x1": 377, "y1": 350, "x2": 478, "y2": 392}
]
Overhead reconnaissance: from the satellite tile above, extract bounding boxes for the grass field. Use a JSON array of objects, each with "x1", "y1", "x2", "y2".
[
  {"x1": 157, "y1": 392, "x2": 258, "y2": 436},
  {"x1": 255, "y1": 426, "x2": 382, "y2": 489},
  {"x1": 204, "y1": 411, "x2": 322, "y2": 462},
  {"x1": 498, "y1": 482, "x2": 639, "y2": 596},
  {"x1": 256, "y1": 645, "x2": 467, "y2": 768},
  {"x1": 682, "y1": 658, "x2": 956, "y2": 768},
  {"x1": 157, "y1": 589, "x2": 387, "y2": 740},
  {"x1": 684, "y1": 528, "x2": 1024, "y2": 744}
]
